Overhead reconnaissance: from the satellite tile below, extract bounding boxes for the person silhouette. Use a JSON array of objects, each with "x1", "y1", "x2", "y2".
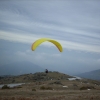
[{"x1": 45, "y1": 69, "x2": 48, "y2": 73}]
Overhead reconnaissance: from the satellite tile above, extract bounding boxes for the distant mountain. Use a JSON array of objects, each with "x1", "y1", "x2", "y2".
[
  {"x1": 76, "y1": 69, "x2": 100, "y2": 80},
  {"x1": 0, "y1": 61, "x2": 44, "y2": 75}
]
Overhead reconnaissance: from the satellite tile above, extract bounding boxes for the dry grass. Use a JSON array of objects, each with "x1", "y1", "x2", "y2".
[
  {"x1": 0, "y1": 72, "x2": 100, "y2": 100},
  {"x1": 0, "y1": 91, "x2": 100, "y2": 100},
  {"x1": 0, "y1": 81, "x2": 100, "y2": 100}
]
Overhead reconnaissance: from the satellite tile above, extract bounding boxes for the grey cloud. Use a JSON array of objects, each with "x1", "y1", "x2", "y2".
[{"x1": 0, "y1": 0, "x2": 100, "y2": 53}]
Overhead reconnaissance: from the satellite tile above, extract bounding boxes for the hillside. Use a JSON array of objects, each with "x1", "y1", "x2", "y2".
[
  {"x1": 0, "y1": 61, "x2": 44, "y2": 75},
  {"x1": 0, "y1": 71, "x2": 73, "y2": 84},
  {"x1": 0, "y1": 71, "x2": 100, "y2": 100},
  {"x1": 0, "y1": 71, "x2": 100, "y2": 85},
  {"x1": 76, "y1": 69, "x2": 100, "y2": 80}
]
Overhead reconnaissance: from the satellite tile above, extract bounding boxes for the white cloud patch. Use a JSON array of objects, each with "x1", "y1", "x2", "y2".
[
  {"x1": 14, "y1": 50, "x2": 61, "y2": 64},
  {"x1": 11, "y1": 50, "x2": 61, "y2": 70},
  {"x1": 0, "y1": 31, "x2": 39, "y2": 43},
  {"x1": 0, "y1": 30, "x2": 100, "y2": 53}
]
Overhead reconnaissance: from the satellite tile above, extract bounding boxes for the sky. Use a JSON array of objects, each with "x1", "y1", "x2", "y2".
[{"x1": 0, "y1": 0, "x2": 100, "y2": 75}]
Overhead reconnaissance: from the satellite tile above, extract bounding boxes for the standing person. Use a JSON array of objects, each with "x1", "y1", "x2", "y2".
[{"x1": 45, "y1": 69, "x2": 48, "y2": 73}]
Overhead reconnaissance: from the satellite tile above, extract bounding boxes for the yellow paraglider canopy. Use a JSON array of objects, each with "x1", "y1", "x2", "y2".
[{"x1": 31, "y1": 38, "x2": 63, "y2": 52}]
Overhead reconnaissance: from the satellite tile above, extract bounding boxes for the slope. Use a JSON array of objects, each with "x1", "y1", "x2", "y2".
[{"x1": 76, "y1": 69, "x2": 100, "y2": 80}]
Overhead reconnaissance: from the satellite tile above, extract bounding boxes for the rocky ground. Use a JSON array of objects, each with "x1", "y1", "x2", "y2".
[{"x1": 0, "y1": 72, "x2": 100, "y2": 100}]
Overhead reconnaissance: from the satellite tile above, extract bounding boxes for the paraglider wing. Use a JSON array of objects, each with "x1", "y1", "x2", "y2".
[
  {"x1": 31, "y1": 38, "x2": 63, "y2": 52},
  {"x1": 48, "y1": 39, "x2": 63, "y2": 52}
]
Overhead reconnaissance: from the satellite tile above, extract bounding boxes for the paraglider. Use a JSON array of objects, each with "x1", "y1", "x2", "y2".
[{"x1": 31, "y1": 38, "x2": 63, "y2": 52}]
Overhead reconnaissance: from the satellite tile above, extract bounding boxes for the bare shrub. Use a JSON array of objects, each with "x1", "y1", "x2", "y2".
[
  {"x1": 80, "y1": 86, "x2": 95, "y2": 90},
  {"x1": 2, "y1": 85, "x2": 10, "y2": 89},
  {"x1": 40, "y1": 86, "x2": 53, "y2": 90},
  {"x1": 32, "y1": 88, "x2": 36, "y2": 91}
]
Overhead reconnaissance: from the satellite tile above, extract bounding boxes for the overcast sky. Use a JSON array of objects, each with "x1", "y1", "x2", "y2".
[{"x1": 0, "y1": 0, "x2": 100, "y2": 75}]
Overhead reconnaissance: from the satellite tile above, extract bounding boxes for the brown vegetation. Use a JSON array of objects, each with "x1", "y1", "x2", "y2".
[{"x1": 0, "y1": 72, "x2": 100, "y2": 100}]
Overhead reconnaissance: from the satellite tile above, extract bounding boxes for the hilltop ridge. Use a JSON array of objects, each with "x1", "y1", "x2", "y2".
[{"x1": 0, "y1": 71, "x2": 73, "y2": 84}]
